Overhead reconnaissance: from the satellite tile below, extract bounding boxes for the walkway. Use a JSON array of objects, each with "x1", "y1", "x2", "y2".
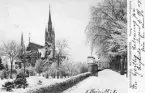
[{"x1": 63, "y1": 69, "x2": 127, "y2": 93}]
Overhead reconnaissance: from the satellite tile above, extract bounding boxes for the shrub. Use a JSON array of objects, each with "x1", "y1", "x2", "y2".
[
  {"x1": 9, "y1": 69, "x2": 17, "y2": 78},
  {"x1": 59, "y1": 61, "x2": 89, "y2": 77},
  {"x1": 0, "y1": 69, "x2": 18, "y2": 79},
  {"x1": 16, "y1": 72, "x2": 25, "y2": 79},
  {"x1": 13, "y1": 78, "x2": 28, "y2": 88},
  {"x1": 35, "y1": 59, "x2": 45, "y2": 75},
  {"x1": 27, "y1": 67, "x2": 36, "y2": 76},
  {"x1": 45, "y1": 63, "x2": 57, "y2": 78},
  {"x1": 2, "y1": 81, "x2": 14, "y2": 92},
  {"x1": 0, "y1": 69, "x2": 9, "y2": 79},
  {"x1": 2, "y1": 78, "x2": 28, "y2": 91},
  {"x1": 0, "y1": 64, "x2": 16, "y2": 79},
  {"x1": 2, "y1": 72, "x2": 29, "y2": 91},
  {"x1": 37, "y1": 80, "x2": 42, "y2": 85},
  {"x1": 80, "y1": 65, "x2": 88, "y2": 73},
  {"x1": 17, "y1": 69, "x2": 29, "y2": 78},
  {"x1": 45, "y1": 72, "x2": 49, "y2": 78},
  {"x1": 44, "y1": 61, "x2": 89, "y2": 79},
  {"x1": 16, "y1": 71, "x2": 29, "y2": 79},
  {"x1": 25, "y1": 72, "x2": 91, "y2": 93}
]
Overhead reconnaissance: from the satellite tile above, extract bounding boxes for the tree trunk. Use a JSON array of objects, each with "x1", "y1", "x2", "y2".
[
  {"x1": 23, "y1": 59, "x2": 26, "y2": 89},
  {"x1": 57, "y1": 55, "x2": 59, "y2": 79},
  {"x1": 10, "y1": 61, "x2": 13, "y2": 79},
  {"x1": 125, "y1": 55, "x2": 127, "y2": 77},
  {"x1": 120, "y1": 55, "x2": 125, "y2": 75}
]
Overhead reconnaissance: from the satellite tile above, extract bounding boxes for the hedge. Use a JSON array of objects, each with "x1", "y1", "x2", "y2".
[{"x1": 24, "y1": 72, "x2": 91, "y2": 93}]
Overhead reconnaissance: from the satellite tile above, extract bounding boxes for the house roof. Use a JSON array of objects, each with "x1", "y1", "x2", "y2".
[{"x1": 26, "y1": 42, "x2": 44, "y2": 52}]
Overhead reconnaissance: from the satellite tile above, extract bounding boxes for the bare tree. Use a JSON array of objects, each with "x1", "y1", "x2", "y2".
[
  {"x1": 56, "y1": 39, "x2": 70, "y2": 58},
  {"x1": 35, "y1": 59, "x2": 45, "y2": 75},
  {"x1": 55, "y1": 39, "x2": 70, "y2": 78},
  {"x1": 86, "y1": 0, "x2": 127, "y2": 59},
  {"x1": 86, "y1": 0, "x2": 127, "y2": 74},
  {"x1": 0, "y1": 41, "x2": 20, "y2": 78}
]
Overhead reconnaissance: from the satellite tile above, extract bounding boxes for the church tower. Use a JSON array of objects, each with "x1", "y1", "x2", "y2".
[{"x1": 45, "y1": 5, "x2": 55, "y2": 59}]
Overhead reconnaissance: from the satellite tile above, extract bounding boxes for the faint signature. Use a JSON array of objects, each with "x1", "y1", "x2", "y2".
[{"x1": 86, "y1": 89, "x2": 117, "y2": 93}]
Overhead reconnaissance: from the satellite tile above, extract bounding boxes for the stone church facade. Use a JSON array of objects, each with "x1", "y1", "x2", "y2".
[
  {"x1": 44, "y1": 7, "x2": 55, "y2": 59},
  {"x1": 15, "y1": 6, "x2": 55, "y2": 67}
]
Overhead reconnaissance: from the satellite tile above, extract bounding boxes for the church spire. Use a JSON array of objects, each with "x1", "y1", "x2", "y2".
[
  {"x1": 29, "y1": 32, "x2": 31, "y2": 44},
  {"x1": 21, "y1": 32, "x2": 25, "y2": 53},
  {"x1": 48, "y1": 5, "x2": 52, "y2": 24},
  {"x1": 21, "y1": 32, "x2": 24, "y2": 47},
  {"x1": 45, "y1": 5, "x2": 55, "y2": 59}
]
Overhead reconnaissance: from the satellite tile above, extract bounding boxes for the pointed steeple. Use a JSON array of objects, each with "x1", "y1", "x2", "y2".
[
  {"x1": 45, "y1": 27, "x2": 48, "y2": 46},
  {"x1": 48, "y1": 5, "x2": 52, "y2": 25},
  {"x1": 21, "y1": 32, "x2": 24, "y2": 47},
  {"x1": 26, "y1": 33, "x2": 31, "y2": 51},
  {"x1": 29, "y1": 33, "x2": 31, "y2": 44},
  {"x1": 21, "y1": 32, "x2": 25, "y2": 54},
  {"x1": 45, "y1": 5, "x2": 55, "y2": 59},
  {"x1": 47, "y1": 4, "x2": 52, "y2": 39}
]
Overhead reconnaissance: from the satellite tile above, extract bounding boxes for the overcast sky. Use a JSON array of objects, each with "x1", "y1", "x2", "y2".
[{"x1": 0, "y1": 0, "x2": 101, "y2": 62}]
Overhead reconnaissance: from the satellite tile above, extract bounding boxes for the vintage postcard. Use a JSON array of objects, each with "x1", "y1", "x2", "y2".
[{"x1": 0, "y1": 0, "x2": 144, "y2": 93}]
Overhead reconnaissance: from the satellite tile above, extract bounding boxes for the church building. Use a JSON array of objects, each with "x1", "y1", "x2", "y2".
[{"x1": 25, "y1": 6, "x2": 55, "y2": 67}]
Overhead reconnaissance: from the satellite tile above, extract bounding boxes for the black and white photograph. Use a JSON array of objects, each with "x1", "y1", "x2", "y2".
[{"x1": 0, "y1": 0, "x2": 144, "y2": 93}]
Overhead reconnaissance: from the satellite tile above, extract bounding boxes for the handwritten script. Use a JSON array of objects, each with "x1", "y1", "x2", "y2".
[
  {"x1": 86, "y1": 89, "x2": 117, "y2": 93},
  {"x1": 128, "y1": 0, "x2": 145, "y2": 91}
]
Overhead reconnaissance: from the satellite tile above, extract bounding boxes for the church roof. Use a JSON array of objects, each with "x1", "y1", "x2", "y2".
[{"x1": 26, "y1": 42, "x2": 44, "y2": 52}]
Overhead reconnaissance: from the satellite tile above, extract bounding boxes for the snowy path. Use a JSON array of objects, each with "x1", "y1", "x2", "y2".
[{"x1": 63, "y1": 69, "x2": 127, "y2": 93}]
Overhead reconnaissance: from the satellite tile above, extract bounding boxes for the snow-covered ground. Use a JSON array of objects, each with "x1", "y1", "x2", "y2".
[
  {"x1": 63, "y1": 69, "x2": 127, "y2": 93},
  {"x1": 0, "y1": 70, "x2": 127, "y2": 93},
  {"x1": 0, "y1": 76, "x2": 67, "y2": 93}
]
